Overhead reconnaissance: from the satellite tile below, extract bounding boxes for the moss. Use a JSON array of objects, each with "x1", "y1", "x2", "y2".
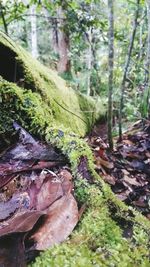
[
  {"x1": 0, "y1": 32, "x2": 105, "y2": 137},
  {"x1": 0, "y1": 79, "x2": 53, "y2": 137}
]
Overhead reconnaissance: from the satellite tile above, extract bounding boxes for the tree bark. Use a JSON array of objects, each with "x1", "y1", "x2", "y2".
[
  {"x1": 57, "y1": 6, "x2": 71, "y2": 75},
  {"x1": 52, "y1": 18, "x2": 59, "y2": 54},
  {"x1": 87, "y1": 27, "x2": 93, "y2": 96},
  {"x1": 119, "y1": 0, "x2": 140, "y2": 140},
  {"x1": 144, "y1": 0, "x2": 150, "y2": 117},
  {"x1": 107, "y1": 0, "x2": 114, "y2": 150},
  {"x1": 30, "y1": 5, "x2": 38, "y2": 59},
  {"x1": 145, "y1": 0, "x2": 150, "y2": 87}
]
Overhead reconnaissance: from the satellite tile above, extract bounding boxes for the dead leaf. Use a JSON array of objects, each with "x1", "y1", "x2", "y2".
[
  {"x1": 102, "y1": 174, "x2": 116, "y2": 185},
  {"x1": 30, "y1": 194, "x2": 78, "y2": 250},
  {"x1": 122, "y1": 140, "x2": 134, "y2": 146},
  {"x1": 96, "y1": 157, "x2": 114, "y2": 169},
  {"x1": 29, "y1": 173, "x2": 64, "y2": 211},
  {"x1": 0, "y1": 211, "x2": 44, "y2": 237},
  {"x1": 116, "y1": 190, "x2": 131, "y2": 201},
  {"x1": 58, "y1": 169, "x2": 73, "y2": 194},
  {"x1": 0, "y1": 124, "x2": 78, "y2": 266},
  {"x1": 123, "y1": 176, "x2": 141, "y2": 186}
]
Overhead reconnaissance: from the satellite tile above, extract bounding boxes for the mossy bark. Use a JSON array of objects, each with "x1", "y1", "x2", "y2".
[{"x1": 0, "y1": 32, "x2": 150, "y2": 267}]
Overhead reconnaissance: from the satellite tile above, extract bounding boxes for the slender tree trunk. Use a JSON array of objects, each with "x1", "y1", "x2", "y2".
[
  {"x1": 30, "y1": 5, "x2": 38, "y2": 59},
  {"x1": 107, "y1": 0, "x2": 114, "y2": 150},
  {"x1": 57, "y1": 7, "x2": 70, "y2": 75},
  {"x1": 144, "y1": 0, "x2": 150, "y2": 117},
  {"x1": 87, "y1": 27, "x2": 92, "y2": 96},
  {"x1": 52, "y1": 18, "x2": 59, "y2": 54},
  {"x1": 139, "y1": 20, "x2": 143, "y2": 59},
  {"x1": 145, "y1": 0, "x2": 150, "y2": 87},
  {"x1": 0, "y1": 2, "x2": 8, "y2": 35},
  {"x1": 119, "y1": 0, "x2": 140, "y2": 140}
]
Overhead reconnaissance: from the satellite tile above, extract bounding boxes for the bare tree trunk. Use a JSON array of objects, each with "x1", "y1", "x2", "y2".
[
  {"x1": 30, "y1": 5, "x2": 38, "y2": 59},
  {"x1": 144, "y1": 0, "x2": 150, "y2": 117},
  {"x1": 107, "y1": 0, "x2": 114, "y2": 150},
  {"x1": 145, "y1": 0, "x2": 150, "y2": 87},
  {"x1": 139, "y1": 20, "x2": 143, "y2": 59},
  {"x1": 52, "y1": 18, "x2": 59, "y2": 54},
  {"x1": 119, "y1": 0, "x2": 140, "y2": 141},
  {"x1": 57, "y1": 7, "x2": 70, "y2": 75},
  {"x1": 87, "y1": 27, "x2": 92, "y2": 96},
  {"x1": 0, "y1": 2, "x2": 8, "y2": 35}
]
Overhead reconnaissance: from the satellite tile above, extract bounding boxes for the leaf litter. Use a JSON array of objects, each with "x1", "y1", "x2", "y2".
[
  {"x1": 0, "y1": 123, "x2": 79, "y2": 266},
  {"x1": 89, "y1": 119, "x2": 150, "y2": 219}
]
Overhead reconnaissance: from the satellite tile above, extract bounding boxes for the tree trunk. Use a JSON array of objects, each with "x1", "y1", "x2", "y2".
[
  {"x1": 57, "y1": 7, "x2": 71, "y2": 75},
  {"x1": 87, "y1": 27, "x2": 93, "y2": 96},
  {"x1": 144, "y1": 0, "x2": 150, "y2": 117},
  {"x1": 107, "y1": 0, "x2": 114, "y2": 150},
  {"x1": 30, "y1": 5, "x2": 38, "y2": 59},
  {"x1": 52, "y1": 18, "x2": 59, "y2": 54},
  {"x1": 145, "y1": 0, "x2": 150, "y2": 87},
  {"x1": 119, "y1": 0, "x2": 140, "y2": 140}
]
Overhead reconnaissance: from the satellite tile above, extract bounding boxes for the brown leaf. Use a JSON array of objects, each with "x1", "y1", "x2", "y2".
[
  {"x1": 102, "y1": 174, "x2": 116, "y2": 185},
  {"x1": 123, "y1": 175, "x2": 141, "y2": 186},
  {"x1": 116, "y1": 190, "x2": 131, "y2": 201},
  {"x1": 30, "y1": 194, "x2": 78, "y2": 250},
  {"x1": 0, "y1": 211, "x2": 43, "y2": 237},
  {"x1": 58, "y1": 169, "x2": 73, "y2": 194},
  {"x1": 96, "y1": 157, "x2": 114, "y2": 169},
  {"x1": 122, "y1": 140, "x2": 134, "y2": 146},
  {"x1": 29, "y1": 174, "x2": 63, "y2": 211},
  {"x1": 29, "y1": 169, "x2": 73, "y2": 211},
  {"x1": 132, "y1": 199, "x2": 147, "y2": 208}
]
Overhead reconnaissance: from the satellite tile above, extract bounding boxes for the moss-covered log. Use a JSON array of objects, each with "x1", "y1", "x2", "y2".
[
  {"x1": 0, "y1": 32, "x2": 150, "y2": 267},
  {"x1": 0, "y1": 31, "x2": 105, "y2": 137}
]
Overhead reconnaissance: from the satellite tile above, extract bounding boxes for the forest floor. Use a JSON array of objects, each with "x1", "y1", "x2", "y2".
[
  {"x1": 0, "y1": 119, "x2": 150, "y2": 266},
  {"x1": 88, "y1": 119, "x2": 150, "y2": 220}
]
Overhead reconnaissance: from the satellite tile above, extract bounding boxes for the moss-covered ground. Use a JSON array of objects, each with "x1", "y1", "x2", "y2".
[{"x1": 0, "y1": 32, "x2": 150, "y2": 266}]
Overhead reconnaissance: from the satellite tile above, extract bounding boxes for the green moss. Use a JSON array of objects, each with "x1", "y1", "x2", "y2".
[
  {"x1": 0, "y1": 32, "x2": 105, "y2": 136},
  {"x1": 0, "y1": 80, "x2": 53, "y2": 137}
]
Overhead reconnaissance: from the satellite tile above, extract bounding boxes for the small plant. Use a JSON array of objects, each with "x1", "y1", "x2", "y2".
[{"x1": 74, "y1": 178, "x2": 90, "y2": 205}]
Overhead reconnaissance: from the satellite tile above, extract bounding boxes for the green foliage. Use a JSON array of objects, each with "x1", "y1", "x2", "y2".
[{"x1": 0, "y1": 0, "x2": 27, "y2": 28}]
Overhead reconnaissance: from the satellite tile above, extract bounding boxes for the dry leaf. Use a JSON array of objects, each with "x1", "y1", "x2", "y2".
[
  {"x1": 96, "y1": 157, "x2": 114, "y2": 169},
  {"x1": 0, "y1": 211, "x2": 43, "y2": 237},
  {"x1": 103, "y1": 174, "x2": 116, "y2": 185},
  {"x1": 123, "y1": 175, "x2": 141, "y2": 186},
  {"x1": 30, "y1": 194, "x2": 78, "y2": 250}
]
